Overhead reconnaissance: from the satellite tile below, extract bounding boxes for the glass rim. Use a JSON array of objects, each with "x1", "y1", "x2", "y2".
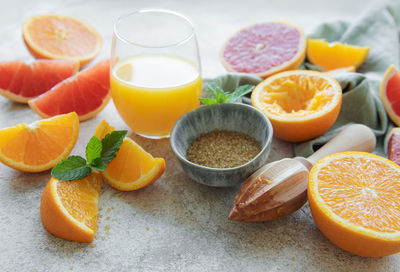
[{"x1": 113, "y1": 8, "x2": 196, "y2": 48}]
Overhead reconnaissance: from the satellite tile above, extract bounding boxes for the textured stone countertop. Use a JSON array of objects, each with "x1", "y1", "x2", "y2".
[{"x1": 1, "y1": 0, "x2": 399, "y2": 271}]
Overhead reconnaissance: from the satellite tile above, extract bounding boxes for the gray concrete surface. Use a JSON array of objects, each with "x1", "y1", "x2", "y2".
[{"x1": 1, "y1": 0, "x2": 399, "y2": 271}]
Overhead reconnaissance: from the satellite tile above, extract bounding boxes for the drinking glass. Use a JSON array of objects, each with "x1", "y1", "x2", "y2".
[{"x1": 110, "y1": 9, "x2": 202, "y2": 139}]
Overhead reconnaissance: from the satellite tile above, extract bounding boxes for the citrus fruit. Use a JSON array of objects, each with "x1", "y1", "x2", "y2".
[
  {"x1": 40, "y1": 173, "x2": 102, "y2": 242},
  {"x1": 220, "y1": 22, "x2": 306, "y2": 78},
  {"x1": 388, "y1": 127, "x2": 400, "y2": 165},
  {"x1": 94, "y1": 120, "x2": 165, "y2": 191},
  {"x1": 251, "y1": 70, "x2": 342, "y2": 142},
  {"x1": 0, "y1": 112, "x2": 79, "y2": 172},
  {"x1": 28, "y1": 60, "x2": 110, "y2": 121},
  {"x1": 325, "y1": 66, "x2": 356, "y2": 76},
  {"x1": 23, "y1": 14, "x2": 102, "y2": 67},
  {"x1": 0, "y1": 60, "x2": 78, "y2": 103},
  {"x1": 380, "y1": 65, "x2": 400, "y2": 126},
  {"x1": 308, "y1": 151, "x2": 400, "y2": 257},
  {"x1": 307, "y1": 39, "x2": 369, "y2": 71}
]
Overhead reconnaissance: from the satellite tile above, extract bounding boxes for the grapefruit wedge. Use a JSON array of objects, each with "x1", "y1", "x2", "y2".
[
  {"x1": 28, "y1": 60, "x2": 110, "y2": 121},
  {"x1": 0, "y1": 60, "x2": 78, "y2": 103},
  {"x1": 380, "y1": 65, "x2": 400, "y2": 126},
  {"x1": 220, "y1": 22, "x2": 306, "y2": 78},
  {"x1": 388, "y1": 127, "x2": 400, "y2": 165}
]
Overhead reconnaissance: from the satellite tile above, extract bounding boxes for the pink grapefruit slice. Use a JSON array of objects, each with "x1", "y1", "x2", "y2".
[
  {"x1": 220, "y1": 22, "x2": 306, "y2": 78},
  {"x1": 28, "y1": 59, "x2": 110, "y2": 121},
  {"x1": 0, "y1": 60, "x2": 78, "y2": 103},
  {"x1": 380, "y1": 65, "x2": 400, "y2": 126},
  {"x1": 388, "y1": 127, "x2": 400, "y2": 165}
]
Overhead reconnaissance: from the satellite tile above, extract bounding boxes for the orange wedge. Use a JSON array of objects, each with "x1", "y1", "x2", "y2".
[
  {"x1": 40, "y1": 173, "x2": 102, "y2": 242},
  {"x1": 325, "y1": 66, "x2": 356, "y2": 76},
  {"x1": 23, "y1": 14, "x2": 102, "y2": 67},
  {"x1": 251, "y1": 70, "x2": 342, "y2": 142},
  {"x1": 0, "y1": 112, "x2": 79, "y2": 172},
  {"x1": 308, "y1": 152, "x2": 400, "y2": 257},
  {"x1": 307, "y1": 39, "x2": 369, "y2": 71},
  {"x1": 94, "y1": 120, "x2": 165, "y2": 191}
]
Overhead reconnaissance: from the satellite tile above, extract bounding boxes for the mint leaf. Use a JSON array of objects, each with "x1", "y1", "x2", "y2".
[
  {"x1": 101, "y1": 130, "x2": 127, "y2": 165},
  {"x1": 51, "y1": 129, "x2": 128, "y2": 181},
  {"x1": 200, "y1": 83, "x2": 254, "y2": 105},
  {"x1": 206, "y1": 83, "x2": 224, "y2": 98},
  {"x1": 199, "y1": 98, "x2": 218, "y2": 105},
  {"x1": 90, "y1": 157, "x2": 107, "y2": 171},
  {"x1": 86, "y1": 136, "x2": 102, "y2": 164},
  {"x1": 226, "y1": 85, "x2": 254, "y2": 103},
  {"x1": 51, "y1": 156, "x2": 91, "y2": 181},
  {"x1": 216, "y1": 91, "x2": 230, "y2": 103}
]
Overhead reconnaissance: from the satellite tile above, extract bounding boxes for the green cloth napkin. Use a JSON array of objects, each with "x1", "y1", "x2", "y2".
[{"x1": 204, "y1": 0, "x2": 400, "y2": 157}]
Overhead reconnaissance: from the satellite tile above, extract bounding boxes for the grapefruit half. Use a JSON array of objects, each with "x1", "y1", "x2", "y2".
[
  {"x1": 380, "y1": 65, "x2": 400, "y2": 126},
  {"x1": 0, "y1": 60, "x2": 78, "y2": 103},
  {"x1": 220, "y1": 22, "x2": 306, "y2": 78},
  {"x1": 28, "y1": 60, "x2": 110, "y2": 121}
]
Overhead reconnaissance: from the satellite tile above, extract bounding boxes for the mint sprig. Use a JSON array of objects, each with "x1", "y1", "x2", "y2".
[
  {"x1": 199, "y1": 83, "x2": 254, "y2": 105},
  {"x1": 51, "y1": 130, "x2": 128, "y2": 181}
]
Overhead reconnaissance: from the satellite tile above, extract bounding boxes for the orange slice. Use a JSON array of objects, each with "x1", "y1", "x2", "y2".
[
  {"x1": 23, "y1": 14, "x2": 102, "y2": 67},
  {"x1": 380, "y1": 65, "x2": 400, "y2": 126},
  {"x1": 307, "y1": 39, "x2": 369, "y2": 71},
  {"x1": 0, "y1": 112, "x2": 79, "y2": 172},
  {"x1": 94, "y1": 120, "x2": 165, "y2": 191},
  {"x1": 40, "y1": 173, "x2": 102, "y2": 242},
  {"x1": 308, "y1": 151, "x2": 400, "y2": 257},
  {"x1": 251, "y1": 70, "x2": 342, "y2": 142}
]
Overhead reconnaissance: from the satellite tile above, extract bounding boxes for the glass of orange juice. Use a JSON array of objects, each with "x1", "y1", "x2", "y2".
[{"x1": 110, "y1": 9, "x2": 202, "y2": 139}]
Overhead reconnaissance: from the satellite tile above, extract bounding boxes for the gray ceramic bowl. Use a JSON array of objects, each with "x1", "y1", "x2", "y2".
[{"x1": 170, "y1": 103, "x2": 273, "y2": 187}]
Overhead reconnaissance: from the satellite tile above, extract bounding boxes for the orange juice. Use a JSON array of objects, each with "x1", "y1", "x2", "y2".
[{"x1": 110, "y1": 55, "x2": 202, "y2": 138}]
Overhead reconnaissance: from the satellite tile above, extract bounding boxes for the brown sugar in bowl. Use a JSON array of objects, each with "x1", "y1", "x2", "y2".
[{"x1": 170, "y1": 103, "x2": 273, "y2": 187}]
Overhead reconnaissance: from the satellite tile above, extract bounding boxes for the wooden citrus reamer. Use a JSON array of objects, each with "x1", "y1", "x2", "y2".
[{"x1": 229, "y1": 124, "x2": 376, "y2": 222}]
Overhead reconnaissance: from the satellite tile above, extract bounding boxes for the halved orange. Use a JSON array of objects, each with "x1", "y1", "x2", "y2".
[
  {"x1": 23, "y1": 14, "x2": 102, "y2": 67},
  {"x1": 94, "y1": 120, "x2": 165, "y2": 191},
  {"x1": 308, "y1": 152, "x2": 400, "y2": 257},
  {"x1": 251, "y1": 70, "x2": 342, "y2": 142},
  {"x1": 380, "y1": 65, "x2": 400, "y2": 126},
  {"x1": 307, "y1": 39, "x2": 369, "y2": 71},
  {"x1": 0, "y1": 112, "x2": 79, "y2": 172},
  {"x1": 40, "y1": 173, "x2": 102, "y2": 242}
]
